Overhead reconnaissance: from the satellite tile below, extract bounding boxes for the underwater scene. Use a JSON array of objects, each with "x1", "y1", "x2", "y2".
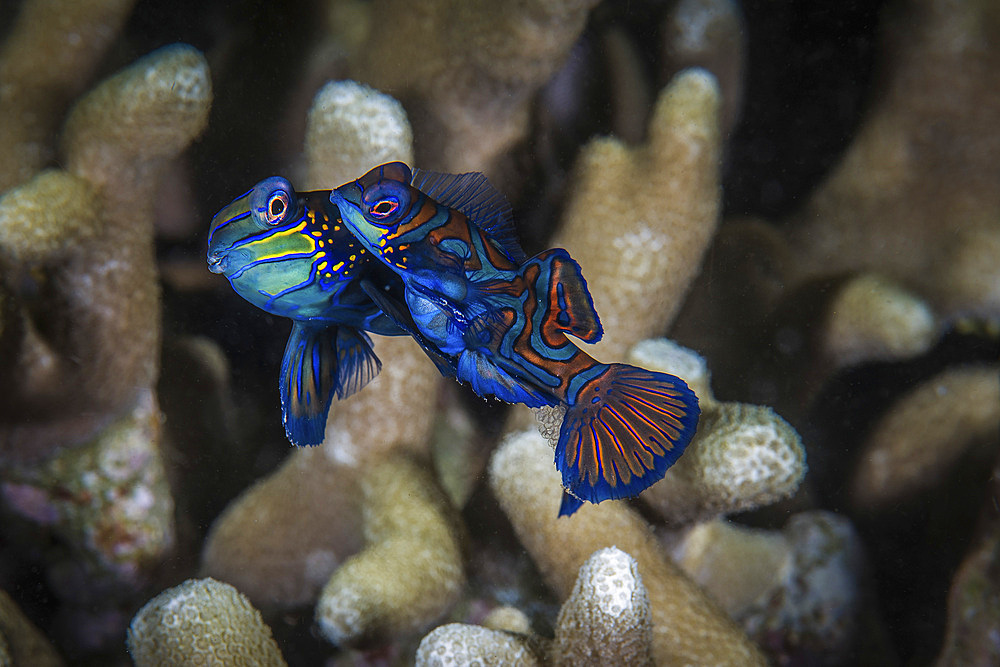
[{"x1": 1, "y1": 0, "x2": 998, "y2": 664}]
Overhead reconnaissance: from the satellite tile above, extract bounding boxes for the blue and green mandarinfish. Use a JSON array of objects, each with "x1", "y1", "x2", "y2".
[
  {"x1": 330, "y1": 162, "x2": 701, "y2": 516},
  {"x1": 207, "y1": 177, "x2": 411, "y2": 447}
]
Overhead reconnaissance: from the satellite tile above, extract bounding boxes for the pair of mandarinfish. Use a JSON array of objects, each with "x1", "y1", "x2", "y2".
[{"x1": 207, "y1": 163, "x2": 699, "y2": 516}]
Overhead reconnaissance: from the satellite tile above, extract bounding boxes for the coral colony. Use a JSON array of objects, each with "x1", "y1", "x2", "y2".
[{"x1": 0, "y1": 0, "x2": 998, "y2": 665}]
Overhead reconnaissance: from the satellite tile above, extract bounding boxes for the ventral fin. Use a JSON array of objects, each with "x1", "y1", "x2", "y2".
[
  {"x1": 279, "y1": 323, "x2": 382, "y2": 447},
  {"x1": 558, "y1": 490, "x2": 585, "y2": 517},
  {"x1": 522, "y1": 248, "x2": 603, "y2": 344},
  {"x1": 280, "y1": 322, "x2": 340, "y2": 446},
  {"x1": 411, "y1": 167, "x2": 526, "y2": 263}
]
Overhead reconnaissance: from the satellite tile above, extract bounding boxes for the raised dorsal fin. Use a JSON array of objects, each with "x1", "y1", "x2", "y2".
[{"x1": 411, "y1": 168, "x2": 526, "y2": 263}]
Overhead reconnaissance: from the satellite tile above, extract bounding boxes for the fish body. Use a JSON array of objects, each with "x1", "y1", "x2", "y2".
[
  {"x1": 331, "y1": 162, "x2": 700, "y2": 515},
  {"x1": 207, "y1": 177, "x2": 408, "y2": 446}
]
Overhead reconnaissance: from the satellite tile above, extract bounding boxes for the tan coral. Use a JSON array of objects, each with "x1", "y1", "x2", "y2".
[
  {"x1": 415, "y1": 623, "x2": 542, "y2": 667},
  {"x1": 822, "y1": 273, "x2": 938, "y2": 369},
  {"x1": 672, "y1": 513, "x2": 866, "y2": 662},
  {"x1": 553, "y1": 68, "x2": 721, "y2": 360},
  {"x1": 670, "y1": 520, "x2": 793, "y2": 616},
  {"x1": 315, "y1": 455, "x2": 464, "y2": 648},
  {"x1": 0, "y1": 590, "x2": 64, "y2": 667},
  {"x1": 0, "y1": 0, "x2": 136, "y2": 191},
  {"x1": 482, "y1": 606, "x2": 533, "y2": 635},
  {"x1": 200, "y1": 449, "x2": 365, "y2": 607},
  {"x1": 0, "y1": 44, "x2": 211, "y2": 463},
  {"x1": 352, "y1": 0, "x2": 601, "y2": 173},
  {"x1": 787, "y1": 0, "x2": 1000, "y2": 322},
  {"x1": 641, "y1": 402, "x2": 806, "y2": 524},
  {"x1": 488, "y1": 430, "x2": 766, "y2": 665},
  {"x1": 851, "y1": 365, "x2": 1000, "y2": 510},
  {"x1": 0, "y1": 390, "x2": 173, "y2": 590},
  {"x1": 126, "y1": 578, "x2": 286, "y2": 667},
  {"x1": 303, "y1": 80, "x2": 414, "y2": 189},
  {"x1": 552, "y1": 546, "x2": 654, "y2": 666}
]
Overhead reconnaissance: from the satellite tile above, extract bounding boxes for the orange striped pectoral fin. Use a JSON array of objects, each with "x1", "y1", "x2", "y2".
[{"x1": 555, "y1": 363, "x2": 700, "y2": 515}]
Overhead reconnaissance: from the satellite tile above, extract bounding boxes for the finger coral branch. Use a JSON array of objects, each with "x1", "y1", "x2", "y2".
[
  {"x1": 641, "y1": 402, "x2": 806, "y2": 524},
  {"x1": 200, "y1": 449, "x2": 365, "y2": 607},
  {"x1": 316, "y1": 455, "x2": 465, "y2": 649},
  {"x1": 352, "y1": 0, "x2": 601, "y2": 172},
  {"x1": 671, "y1": 513, "x2": 866, "y2": 661},
  {"x1": 552, "y1": 546, "x2": 654, "y2": 666},
  {"x1": 822, "y1": 273, "x2": 938, "y2": 369},
  {"x1": 787, "y1": 0, "x2": 1000, "y2": 322},
  {"x1": 850, "y1": 365, "x2": 1000, "y2": 510},
  {"x1": 0, "y1": 0, "x2": 136, "y2": 191},
  {"x1": 415, "y1": 623, "x2": 541, "y2": 667},
  {"x1": 126, "y1": 578, "x2": 286, "y2": 667},
  {"x1": 303, "y1": 80, "x2": 413, "y2": 189},
  {"x1": 0, "y1": 44, "x2": 211, "y2": 463},
  {"x1": 488, "y1": 430, "x2": 766, "y2": 665},
  {"x1": 553, "y1": 69, "x2": 721, "y2": 359},
  {"x1": 623, "y1": 339, "x2": 806, "y2": 523}
]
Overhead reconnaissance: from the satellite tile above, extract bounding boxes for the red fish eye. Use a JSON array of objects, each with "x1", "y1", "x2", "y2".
[
  {"x1": 370, "y1": 199, "x2": 399, "y2": 219},
  {"x1": 263, "y1": 192, "x2": 290, "y2": 225}
]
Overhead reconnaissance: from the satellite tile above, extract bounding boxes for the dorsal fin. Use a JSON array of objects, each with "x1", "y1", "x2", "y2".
[{"x1": 411, "y1": 168, "x2": 526, "y2": 263}]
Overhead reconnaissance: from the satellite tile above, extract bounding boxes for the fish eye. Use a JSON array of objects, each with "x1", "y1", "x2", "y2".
[
  {"x1": 370, "y1": 198, "x2": 399, "y2": 219},
  {"x1": 250, "y1": 176, "x2": 296, "y2": 228},
  {"x1": 264, "y1": 191, "x2": 290, "y2": 225},
  {"x1": 361, "y1": 181, "x2": 410, "y2": 226}
]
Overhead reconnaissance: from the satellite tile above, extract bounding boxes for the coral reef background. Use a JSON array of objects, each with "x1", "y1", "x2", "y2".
[{"x1": 1, "y1": 0, "x2": 998, "y2": 665}]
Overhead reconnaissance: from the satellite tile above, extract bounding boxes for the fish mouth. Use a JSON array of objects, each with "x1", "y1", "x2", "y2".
[{"x1": 206, "y1": 251, "x2": 226, "y2": 274}]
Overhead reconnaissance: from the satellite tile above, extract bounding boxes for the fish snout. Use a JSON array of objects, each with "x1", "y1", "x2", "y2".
[{"x1": 206, "y1": 249, "x2": 227, "y2": 274}]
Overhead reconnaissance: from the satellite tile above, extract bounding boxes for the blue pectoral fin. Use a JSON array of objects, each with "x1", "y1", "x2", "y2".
[
  {"x1": 359, "y1": 279, "x2": 456, "y2": 378},
  {"x1": 554, "y1": 363, "x2": 700, "y2": 507},
  {"x1": 280, "y1": 322, "x2": 340, "y2": 446}
]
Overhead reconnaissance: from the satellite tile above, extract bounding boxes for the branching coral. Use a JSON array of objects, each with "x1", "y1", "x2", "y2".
[
  {"x1": 0, "y1": 0, "x2": 136, "y2": 191},
  {"x1": 315, "y1": 455, "x2": 465, "y2": 649},
  {"x1": 0, "y1": 43, "x2": 212, "y2": 462},
  {"x1": 553, "y1": 68, "x2": 721, "y2": 360},
  {"x1": 349, "y1": 0, "x2": 601, "y2": 173},
  {"x1": 126, "y1": 578, "x2": 286, "y2": 667},
  {"x1": 0, "y1": 45, "x2": 210, "y2": 650},
  {"x1": 551, "y1": 547, "x2": 654, "y2": 666},
  {"x1": 642, "y1": 401, "x2": 806, "y2": 524},
  {"x1": 670, "y1": 513, "x2": 866, "y2": 662},
  {"x1": 786, "y1": 0, "x2": 1000, "y2": 322},
  {"x1": 0, "y1": 391, "x2": 173, "y2": 592},
  {"x1": 488, "y1": 429, "x2": 767, "y2": 665},
  {"x1": 850, "y1": 365, "x2": 1000, "y2": 510},
  {"x1": 623, "y1": 338, "x2": 806, "y2": 524},
  {"x1": 415, "y1": 547, "x2": 655, "y2": 666},
  {"x1": 821, "y1": 273, "x2": 938, "y2": 370},
  {"x1": 416, "y1": 623, "x2": 542, "y2": 667}
]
